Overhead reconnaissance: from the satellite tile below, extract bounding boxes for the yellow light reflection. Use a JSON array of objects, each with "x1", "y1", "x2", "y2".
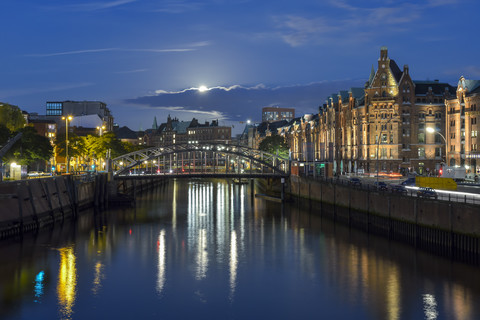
[
  {"x1": 92, "y1": 261, "x2": 104, "y2": 295},
  {"x1": 157, "y1": 230, "x2": 166, "y2": 294},
  {"x1": 57, "y1": 246, "x2": 77, "y2": 319},
  {"x1": 229, "y1": 230, "x2": 238, "y2": 301},
  {"x1": 386, "y1": 266, "x2": 400, "y2": 320},
  {"x1": 448, "y1": 283, "x2": 473, "y2": 320}
]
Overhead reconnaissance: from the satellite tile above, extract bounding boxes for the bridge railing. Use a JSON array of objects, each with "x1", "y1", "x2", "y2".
[{"x1": 111, "y1": 143, "x2": 290, "y2": 177}]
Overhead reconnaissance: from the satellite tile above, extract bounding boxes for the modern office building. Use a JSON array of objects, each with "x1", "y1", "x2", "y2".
[
  {"x1": 262, "y1": 107, "x2": 295, "y2": 122},
  {"x1": 46, "y1": 100, "x2": 114, "y2": 132}
]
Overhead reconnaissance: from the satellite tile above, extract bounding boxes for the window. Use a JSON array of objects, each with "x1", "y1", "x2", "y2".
[
  {"x1": 381, "y1": 148, "x2": 387, "y2": 158},
  {"x1": 381, "y1": 134, "x2": 387, "y2": 143},
  {"x1": 418, "y1": 147, "x2": 425, "y2": 158},
  {"x1": 435, "y1": 147, "x2": 441, "y2": 157},
  {"x1": 418, "y1": 133, "x2": 425, "y2": 143}
]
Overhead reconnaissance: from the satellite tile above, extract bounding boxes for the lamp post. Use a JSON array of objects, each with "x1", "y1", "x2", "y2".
[
  {"x1": 62, "y1": 116, "x2": 73, "y2": 173},
  {"x1": 96, "y1": 125, "x2": 106, "y2": 136},
  {"x1": 427, "y1": 126, "x2": 447, "y2": 168}
]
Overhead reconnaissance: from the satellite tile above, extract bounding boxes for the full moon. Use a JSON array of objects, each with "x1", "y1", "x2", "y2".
[{"x1": 198, "y1": 85, "x2": 208, "y2": 92}]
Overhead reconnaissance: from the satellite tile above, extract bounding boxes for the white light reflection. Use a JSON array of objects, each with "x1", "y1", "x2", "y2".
[
  {"x1": 172, "y1": 180, "x2": 177, "y2": 229},
  {"x1": 157, "y1": 230, "x2": 166, "y2": 294},
  {"x1": 188, "y1": 182, "x2": 213, "y2": 281},
  {"x1": 216, "y1": 182, "x2": 226, "y2": 262},
  {"x1": 229, "y1": 230, "x2": 238, "y2": 301},
  {"x1": 196, "y1": 228, "x2": 208, "y2": 280},
  {"x1": 423, "y1": 293, "x2": 439, "y2": 320}
]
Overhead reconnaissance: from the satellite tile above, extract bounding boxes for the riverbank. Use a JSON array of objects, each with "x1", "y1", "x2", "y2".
[
  {"x1": 0, "y1": 174, "x2": 164, "y2": 238},
  {"x1": 288, "y1": 175, "x2": 480, "y2": 261}
]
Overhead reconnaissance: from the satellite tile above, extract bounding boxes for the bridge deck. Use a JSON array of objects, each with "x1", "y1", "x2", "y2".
[{"x1": 115, "y1": 173, "x2": 289, "y2": 180}]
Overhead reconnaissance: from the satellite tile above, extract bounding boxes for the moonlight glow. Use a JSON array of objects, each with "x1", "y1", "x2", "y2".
[{"x1": 198, "y1": 85, "x2": 208, "y2": 92}]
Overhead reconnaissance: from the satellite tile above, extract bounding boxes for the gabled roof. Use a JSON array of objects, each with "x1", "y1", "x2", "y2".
[
  {"x1": 172, "y1": 121, "x2": 191, "y2": 134},
  {"x1": 461, "y1": 79, "x2": 480, "y2": 93},
  {"x1": 389, "y1": 59, "x2": 403, "y2": 83},
  {"x1": 338, "y1": 90, "x2": 349, "y2": 102},
  {"x1": 414, "y1": 81, "x2": 456, "y2": 95}
]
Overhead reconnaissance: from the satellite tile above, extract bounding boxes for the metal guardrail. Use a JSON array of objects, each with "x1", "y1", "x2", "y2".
[{"x1": 299, "y1": 174, "x2": 480, "y2": 205}]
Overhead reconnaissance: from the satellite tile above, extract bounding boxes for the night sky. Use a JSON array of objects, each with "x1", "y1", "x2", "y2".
[{"x1": 1, "y1": 0, "x2": 479, "y2": 133}]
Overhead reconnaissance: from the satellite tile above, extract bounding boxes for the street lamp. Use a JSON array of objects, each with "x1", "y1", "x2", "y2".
[
  {"x1": 96, "y1": 125, "x2": 106, "y2": 136},
  {"x1": 427, "y1": 126, "x2": 447, "y2": 166},
  {"x1": 62, "y1": 116, "x2": 73, "y2": 173}
]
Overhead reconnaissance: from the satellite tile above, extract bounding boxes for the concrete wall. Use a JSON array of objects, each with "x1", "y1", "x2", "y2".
[{"x1": 289, "y1": 175, "x2": 480, "y2": 238}]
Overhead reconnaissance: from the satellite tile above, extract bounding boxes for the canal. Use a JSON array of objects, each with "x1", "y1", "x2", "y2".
[{"x1": 0, "y1": 179, "x2": 479, "y2": 319}]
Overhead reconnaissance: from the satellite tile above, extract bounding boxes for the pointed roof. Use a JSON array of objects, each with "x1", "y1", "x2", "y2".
[
  {"x1": 152, "y1": 116, "x2": 158, "y2": 130},
  {"x1": 459, "y1": 77, "x2": 480, "y2": 93},
  {"x1": 368, "y1": 65, "x2": 375, "y2": 86}
]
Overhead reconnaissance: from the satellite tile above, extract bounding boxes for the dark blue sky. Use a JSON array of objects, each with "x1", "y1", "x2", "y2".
[{"x1": 1, "y1": 0, "x2": 479, "y2": 132}]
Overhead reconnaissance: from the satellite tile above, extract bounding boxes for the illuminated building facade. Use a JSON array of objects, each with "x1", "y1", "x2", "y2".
[
  {"x1": 445, "y1": 76, "x2": 480, "y2": 176},
  {"x1": 276, "y1": 47, "x2": 456, "y2": 175}
]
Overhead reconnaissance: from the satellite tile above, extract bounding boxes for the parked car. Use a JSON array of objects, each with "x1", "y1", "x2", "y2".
[
  {"x1": 401, "y1": 177, "x2": 416, "y2": 186},
  {"x1": 417, "y1": 187, "x2": 438, "y2": 199},
  {"x1": 373, "y1": 181, "x2": 388, "y2": 191},
  {"x1": 348, "y1": 177, "x2": 362, "y2": 187},
  {"x1": 390, "y1": 184, "x2": 408, "y2": 195}
]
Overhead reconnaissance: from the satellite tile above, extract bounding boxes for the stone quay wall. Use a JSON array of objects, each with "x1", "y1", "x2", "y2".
[{"x1": 289, "y1": 175, "x2": 480, "y2": 258}]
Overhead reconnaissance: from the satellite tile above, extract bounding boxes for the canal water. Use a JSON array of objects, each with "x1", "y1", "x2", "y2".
[{"x1": 0, "y1": 179, "x2": 479, "y2": 320}]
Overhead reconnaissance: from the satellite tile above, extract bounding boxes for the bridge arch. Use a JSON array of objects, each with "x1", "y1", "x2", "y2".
[{"x1": 112, "y1": 143, "x2": 290, "y2": 177}]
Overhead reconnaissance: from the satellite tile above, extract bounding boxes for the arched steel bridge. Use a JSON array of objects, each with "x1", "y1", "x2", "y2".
[{"x1": 111, "y1": 143, "x2": 290, "y2": 178}]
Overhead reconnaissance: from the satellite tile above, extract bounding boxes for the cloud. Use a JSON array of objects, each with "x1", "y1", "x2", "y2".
[
  {"x1": 274, "y1": 0, "x2": 455, "y2": 47},
  {"x1": 54, "y1": 0, "x2": 137, "y2": 11},
  {"x1": 25, "y1": 47, "x2": 200, "y2": 57},
  {"x1": 443, "y1": 65, "x2": 480, "y2": 78},
  {"x1": 115, "y1": 69, "x2": 148, "y2": 74},
  {"x1": 126, "y1": 80, "x2": 366, "y2": 123},
  {"x1": 0, "y1": 83, "x2": 94, "y2": 98}
]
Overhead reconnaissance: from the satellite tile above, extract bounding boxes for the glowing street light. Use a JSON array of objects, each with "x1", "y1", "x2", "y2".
[
  {"x1": 96, "y1": 125, "x2": 106, "y2": 136},
  {"x1": 427, "y1": 126, "x2": 447, "y2": 165},
  {"x1": 62, "y1": 116, "x2": 73, "y2": 173}
]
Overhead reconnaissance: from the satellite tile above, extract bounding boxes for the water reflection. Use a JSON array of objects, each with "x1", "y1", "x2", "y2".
[
  {"x1": 57, "y1": 246, "x2": 77, "y2": 320},
  {"x1": 92, "y1": 262, "x2": 104, "y2": 296},
  {"x1": 157, "y1": 229, "x2": 166, "y2": 294},
  {"x1": 0, "y1": 180, "x2": 479, "y2": 319},
  {"x1": 229, "y1": 230, "x2": 238, "y2": 301},
  {"x1": 34, "y1": 271, "x2": 45, "y2": 302},
  {"x1": 423, "y1": 294, "x2": 438, "y2": 320}
]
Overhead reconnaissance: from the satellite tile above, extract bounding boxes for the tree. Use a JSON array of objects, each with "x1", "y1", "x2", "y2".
[
  {"x1": 0, "y1": 124, "x2": 11, "y2": 146},
  {"x1": 3, "y1": 126, "x2": 52, "y2": 166},
  {"x1": 0, "y1": 103, "x2": 25, "y2": 131},
  {"x1": 258, "y1": 135, "x2": 289, "y2": 159}
]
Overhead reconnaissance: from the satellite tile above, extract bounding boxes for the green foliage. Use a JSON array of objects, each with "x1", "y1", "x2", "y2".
[
  {"x1": 53, "y1": 130, "x2": 139, "y2": 162},
  {"x1": 3, "y1": 126, "x2": 52, "y2": 165},
  {"x1": 0, "y1": 103, "x2": 25, "y2": 131},
  {"x1": 0, "y1": 124, "x2": 11, "y2": 146},
  {"x1": 258, "y1": 135, "x2": 289, "y2": 159}
]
